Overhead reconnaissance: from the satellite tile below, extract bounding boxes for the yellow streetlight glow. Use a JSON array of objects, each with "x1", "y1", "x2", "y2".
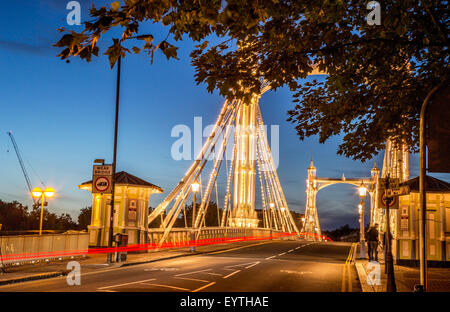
[
  {"x1": 32, "y1": 187, "x2": 43, "y2": 198},
  {"x1": 44, "y1": 187, "x2": 55, "y2": 198},
  {"x1": 358, "y1": 182, "x2": 367, "y2": 197},
  {"x1": 280, "y1": 207, "x2": 286, "y2": 212},
  {"x1": 269, "y1": 202, "x2": 275, "y2": 209},
  {"x1": 31, "y1": 186, "x2": 55, "y2": 235},
  {"x1": 191, "y1": 181, "x2": 200, "y2": 193}
]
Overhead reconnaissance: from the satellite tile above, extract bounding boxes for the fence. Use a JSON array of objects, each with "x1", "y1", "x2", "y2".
[
  {"x1": 0, "y1": 233, "x2": 89, "y2": 267},
  {"x1": 146, "y1": 227, "x2": 295, "y2": 248}
]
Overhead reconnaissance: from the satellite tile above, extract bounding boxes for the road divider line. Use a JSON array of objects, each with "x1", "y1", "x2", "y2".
[
  {"x1": 341, "y1": 243, "x2": 356, "y2": 292},
  {"x1": 265, "y1": 255, "x2": 276, "y2": 260},
  {"x1": 245, "y1": 261, "x2": 260, "y2": 269},
  {"x1": 174, "y1": 276, "x2": 210, "y2": 283},
  {"x1": 174, "y1": 269, "x2": 211, "y2": 277},
  {"x1": 209, "y1": 241, "x2": 272, "y2": 255},
  {"x1": 192, "y1": 282, "x2": 216, "y2": 292},
  {"x1": 97, "y1": 278, "x2": 156, "y2": 290},
  {"x1": 141, "y1": 283, "x2": 190, "y2": 291},
  {"x1": 288, "y1": 249, "x2": 294, "y2": 252},
  {"x1": 223, "y1": 269, "x2": 241, "y2": 279},
  {"x1": 224, "y1": 261, "x2": 260, "y2": 269},
  {"x1": 97, "y1": 289, "x2": 117, "y2": 292}
]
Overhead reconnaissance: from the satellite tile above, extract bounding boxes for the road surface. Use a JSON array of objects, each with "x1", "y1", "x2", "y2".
[{"x1": 0, "y1": 240, "x2": 361, "y2": 292}]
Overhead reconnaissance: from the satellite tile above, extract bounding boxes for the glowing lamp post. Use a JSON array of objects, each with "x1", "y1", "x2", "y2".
[
  {"x1": 358, "y1": 182, "x2": 367, "y2": 258},
  {"x1": 280, "y1": 207, "x2": 287, "y2": 233},
  {"x1": 190, "y1": 181, "x2": 200, "y2": 252},
  {"x1": 31, "y1": 187, "x2": 55, "y2": 235},
  {"x1": 268, "y1": 202, "x2": 275, "y2": 239}
]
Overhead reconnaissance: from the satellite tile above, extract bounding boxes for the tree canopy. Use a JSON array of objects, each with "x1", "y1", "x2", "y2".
[
  {"x1": 55, "y1": 0, "x2": 448, "y2": 160},
  {"x1": 0, "y1": 199, "x2": 79, "y2": 232}
]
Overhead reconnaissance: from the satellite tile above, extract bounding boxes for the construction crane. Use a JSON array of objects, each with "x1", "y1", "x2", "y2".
[{"x1": 6, "y1": 131, "x2": 42, "y2": 207}]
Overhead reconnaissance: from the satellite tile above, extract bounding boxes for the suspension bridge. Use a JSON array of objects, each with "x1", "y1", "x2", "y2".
[{"x1": 144, "y1": 81, "x2": 410, "y2": 248}]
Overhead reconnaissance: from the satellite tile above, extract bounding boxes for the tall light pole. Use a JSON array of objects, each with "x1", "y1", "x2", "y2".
[
  {"x1": 105, "y1": 55, "x2": 123, "y2": 264},
  {"x1": 269, "y1": 202, "x2": 274, "y2": 239},
  {"x1": 190, "y1": 181, "x2": 200, "y2": 252},
  {"x1": 384, "y1": 175, "x2": 397, "y2": 292},
  {"x1": 280, "y1": 207, "x2": 286, "y2": 232},
  {"x1": 358, "y1": 182, "x2": 367, "y2": 259},
  {"x1": 32, "y1": 187, "x2": 55, "y2": 235}
]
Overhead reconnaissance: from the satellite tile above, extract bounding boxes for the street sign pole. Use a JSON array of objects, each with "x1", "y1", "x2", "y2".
[
  {"x1": 384, "y1": 175, "x2": 397, "y2": 292},
  {"x1": 108, "y1": 55, "x2": 122, "y2": 264}
]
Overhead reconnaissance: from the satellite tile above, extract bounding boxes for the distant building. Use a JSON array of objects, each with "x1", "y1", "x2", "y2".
[
  {"x1": 394, "y1": 175, "x2": 450, "y2": 265},
  {"x1": 79, "y1": 171, "x2": 163, "y2": 247}
]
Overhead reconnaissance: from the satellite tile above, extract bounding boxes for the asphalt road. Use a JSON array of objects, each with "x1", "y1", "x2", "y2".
[{"x1": 0, "y1": 240, "x2": 361, "y2": 292}]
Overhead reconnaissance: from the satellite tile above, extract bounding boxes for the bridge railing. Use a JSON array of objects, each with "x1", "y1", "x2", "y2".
[{"x1": 147, "y1": 227, "x2": 296, "y2": 249}]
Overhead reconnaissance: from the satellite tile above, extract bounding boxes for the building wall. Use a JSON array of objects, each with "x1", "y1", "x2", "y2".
[
  {"x1": 87, "y1": 185, "x2": 152, "y2": 247},
  {"x1": 394, "y1": 192, "x2": 450, "y2": 263}
]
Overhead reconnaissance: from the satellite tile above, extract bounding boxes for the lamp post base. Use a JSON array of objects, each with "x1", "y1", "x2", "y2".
[
  {"x1": 360, "y1": 241, "x2": 366, "y2": 259},
  {"x1": 190, "y1": 232, "x2": 196, "y2": 253}
]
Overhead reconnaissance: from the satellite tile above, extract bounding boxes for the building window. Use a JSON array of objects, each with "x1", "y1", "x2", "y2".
[{"x1": 128, "y1": 199, "x2": 137, "y2": 221}]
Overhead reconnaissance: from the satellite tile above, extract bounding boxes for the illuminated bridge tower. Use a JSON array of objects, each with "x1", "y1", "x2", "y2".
[
  {"x1": 229, "y1": 94, "x2": 259, "y2": 228},
  {"x1": 302, "y1": 159, "x2": 321, "y2": 240}
]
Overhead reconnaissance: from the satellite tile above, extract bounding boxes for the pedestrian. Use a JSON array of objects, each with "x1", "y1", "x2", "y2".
[{"x1": 366, "y1": 224, "x2": 379, "y2": 261}]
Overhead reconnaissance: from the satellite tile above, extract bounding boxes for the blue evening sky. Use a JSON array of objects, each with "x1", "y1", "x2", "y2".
[{"x1": 1, "y1": 1, "x2": 448, "y2": 230}]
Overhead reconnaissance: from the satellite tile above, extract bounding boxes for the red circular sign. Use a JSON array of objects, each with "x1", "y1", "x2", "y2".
[
  {"x1": 381, "y1": 190, "x2": 397, "y2": 207},
  {"x1": 94, "y1": 176, "x2": 110, "y2": 192}
]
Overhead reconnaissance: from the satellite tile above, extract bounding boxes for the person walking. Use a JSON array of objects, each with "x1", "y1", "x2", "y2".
[{"x1": 366, "y1": 224, "x2": 379, "y2": 261}]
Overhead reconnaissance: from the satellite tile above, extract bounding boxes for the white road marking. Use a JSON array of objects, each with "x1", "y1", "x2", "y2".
[
  {"x1": 280, "y1": 270, "x2": 313, "y2": 275},
  {"x1": 192, "y1": 282, "x2": 216, "y2": 292},
  {"x1": 174, "y1": 276, "x2": 210, "y2": 283},
  {"x1": 144, "y1": 267, "x2": 179, "y2": 271},
  {"x1": 174, "y1": 269, "x2": 212, "y2": 277},
  {"x1": 97, "y1": 278, "x2": 156, "y2": 290},
  {"x1": 223, "y1": 269, "x2": 241, "y2": 279},
  {"x1": 204, "y1": 272, "x2": 223, "y2": 276},
  {"x1": 278, "y1": 252, "x2": 286, "y2": 256},
  {"x1": 141, "y1": 283, "x2": 190, "y2": 291},
  {"x1": 288, "y1": 249, "x2": 294, "y2": 252},
  {"x1": 224, "y1": 261, "x2": 260, "y2": 269},
  {"x1": 265, "y1": 255, "x2": 276, "y2": 260},
  {"x1": 245, "y1": 261, "x2": 260, "y2": 269},
  {"x1": 97, "y1": 289, "x2": 117, "y2": 292}
]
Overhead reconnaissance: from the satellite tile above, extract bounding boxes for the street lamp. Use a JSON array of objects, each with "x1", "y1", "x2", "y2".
[
  {"x1": 358, "y1": 182, "x2": 367, "y2": 259},
  {"x1": 31, "y1": 187, "x2": 55, "y2": 235},
  {"x1": 190, "y1": 181, "x2": 200, "y2": 252},
  {"x1": 268, "y1": 202, "x2": 275, "y2": 239}
]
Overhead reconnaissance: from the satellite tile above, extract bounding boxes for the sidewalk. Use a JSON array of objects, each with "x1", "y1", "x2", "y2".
[
  {"x1": 0, "y1": 239, "x2": 271, "y2": 286},
  {"x1": 355, "y1": 245, "x2": 450, "y2": 292}
]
